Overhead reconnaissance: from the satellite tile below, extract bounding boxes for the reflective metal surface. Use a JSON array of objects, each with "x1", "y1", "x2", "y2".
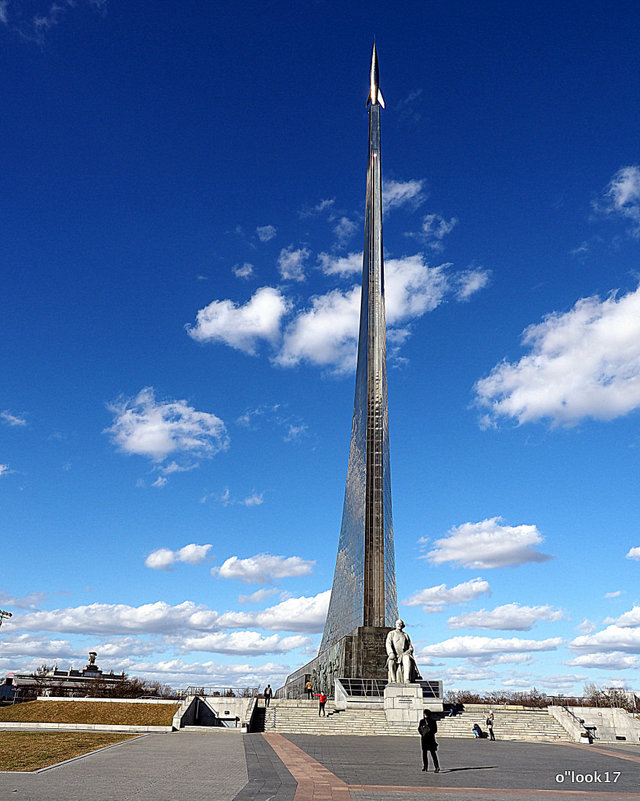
[{"x1": 319, "y1": 50, "x2": 398, "y2": 653}]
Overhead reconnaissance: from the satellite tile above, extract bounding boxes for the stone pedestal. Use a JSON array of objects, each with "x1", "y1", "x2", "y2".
[{"x1": 383, "y1": 683, "x2": 423, "y2": 726}]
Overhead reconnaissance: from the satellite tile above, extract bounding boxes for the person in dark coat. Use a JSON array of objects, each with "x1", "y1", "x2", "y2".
[
  {"x1": 486, "y1": 711, "x2": 495, "y2": 740},
  {"x1": 418, "y1": 709, "x2": 440, "y2": 772},
  {"x1": 263, "y1": 684, "x2": 272, "y2": 707}
]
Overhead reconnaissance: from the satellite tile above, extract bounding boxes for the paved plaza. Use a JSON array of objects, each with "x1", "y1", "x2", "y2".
[{"x1": 1, "y1": 730, "x2": 639, "y2": 801}]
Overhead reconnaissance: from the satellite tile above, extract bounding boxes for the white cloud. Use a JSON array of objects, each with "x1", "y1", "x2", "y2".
[
  {"x1": 217, "y1": 590, "x2": 330, "y2": 633},
  {"x1": 383, "y1": 178, "x2": 426, "y2": 214},
  {"x1": 215, "y1": 488, "x2": 264, "y2": 507},
  {"x1": 88, "y1": 638, "x2": 159, "y2": 659},
  {"x1": 234, "y1": 404, "x2": 306, "y2": 443},
  {"x1": 14, "y1": 591, "x2": 329, "y2": 636},
  {"x1": 576, "y1": 619, "x2": 596, "y2": 634},
  {"x1": 403, "y1": 578, "x2": 490, "y2": 613},
  {"x1": 275, "y1": 286, "x2": 361, "y2": 373},
  {"x1": 608, "y1": 606, "x2": 640, "y2": 628},
  {"x1": 422, "y1": 517, "x2": 553, "y2": 568},
  {"x1": 145, "y1": 543, "x2": 212, "y2": 570},
  {"x1": 123, "y1": 658, "x2": 289, "y2": 688},
  {"x1": 214, "y1": 554, "x2": 315, "y2": 584},
  {"x1": 233, "y1": 262, "x2": 254, "y2": 279},
  {"x1": 0, "y1": 634, "x2": 79, "y2": 659},
  {"x1": 439, "y1": 666, "x2": 497, "y2": 683},
  {"x1": 467, "y1": 653, "x2": 534, "y2": 666},
  {"x1": 241, "y1": 492, "x2": 264, "y2": 507},
  {"x1": 596, "y1": 165, "x2": 640, "y2": 237},
  {"x1": 334, "y1": 216, "x2": 358, "y2": 245},
  {"x1": 423, "y1": 636, "x2": 562, "y2": 659},
  {"x1": 106, "y1": 387, "x2": 228, "y2": 463},
  {"x1": 180, "y1": 631, "x2": 309, "y2": 655},
  {"x1": 570, "y1": 623, "x2": 640, "y2": 653},
  {"x1": 256, "y1": 225, "x2": 277, "y2": 242},
  {"x1": 447, "y1": 603, "x2": 563, "y2": 631},
  {"x1": 421, "y1": 213, "x2": 457, "y2": 249},
  {"x1": 604, "y1": 590, "x2": 622, "y2": 599},
  {"x1": 385, "y1": 256, "x2": 450, "y2": 324},
  {"x1": 475, "y1": 283, "x2": 640, "y2": 426},
  {"x1": 0, "y1": 464, "x2": 11, "y2": 478},
  {"x1": 0, "y1": 592, "x2": 46, "y2": 610},
  {"x1": 187, "y1": 286, "x2": 291, "y2": 354},
  {"x1": 278, "y1": 245, "x2": 310, "y2": 282},
  {"x1": 283, "y1": 424, "x2": 307, "y2": 442},
  {"x1": 1, "y1": 410, "x2": 27, "y2": 426},
  {"x1": 565, "y1": 652, "x2": 640, "y2": 670},
  {"x1": 189, "y1": 248, "x2": 485, "y2": 373},
  {"x1": 159, "y1": 461, "x2": 199, "y2": 476},
  {"x1": 318, "y1": 251, "x2": 362, "y2": 276},
  {"x1": 16, "y1": 601, "x2": 220, "y2": 635},
  {"x1": 238, "y1": 588, "x2": 280, "y2": 604},
  {"x1": 151, "y1": 476, "x2": 168, "y2": 488},
  {"x1": 455, "y1": 269, "x2": 491, "y2": 301},
  {"x1": 626, "y1": 546, "x2": 640, "y2": 560},
  {"x1": 6, "y1": 0, "x2": 106, "y2": 42},
  {"x1": 534, "y1": 673, "x2": 588, "y2": 692},
  {"x1": 277, "y1": 255, "x2": 450, "y2": 373},
  {"x1": 299, "y1": 199, "x2": 335, "y2": 218}
]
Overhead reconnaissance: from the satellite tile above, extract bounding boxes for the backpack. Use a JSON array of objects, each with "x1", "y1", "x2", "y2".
[{"x1": 419, "y1": 718, "x2": 431, "y2": 736}]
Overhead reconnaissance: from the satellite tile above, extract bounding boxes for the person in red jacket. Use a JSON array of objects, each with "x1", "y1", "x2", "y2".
[{"x1": 314, "y1": 690, "x2": 327, "y2": 716}]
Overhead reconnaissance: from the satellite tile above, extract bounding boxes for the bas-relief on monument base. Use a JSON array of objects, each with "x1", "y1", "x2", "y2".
[{"x1": 281, "y1": 626, "x2": 392, "y2": 699}]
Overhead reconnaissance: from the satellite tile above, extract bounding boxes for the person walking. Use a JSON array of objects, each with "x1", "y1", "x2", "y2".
[
  {"x1": 314, "y1": 690, "x2": 327, "y2": 717},
  {"x1": 263, "y1": 684, "x2": 272, "y2": 708},
  {"x1": 418, "y1": 709, "x2": 440, "y2": 773},
  {"x1": 305, "y1": 679, "x2": 313, "y2": 700},
  {"x1": 486, "y1": 711, "x2": 495, "y2": 740}
]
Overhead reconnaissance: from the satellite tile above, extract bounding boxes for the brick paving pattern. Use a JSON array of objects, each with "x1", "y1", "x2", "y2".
[{"x1": 231, "y1": 733, "x2": 296, "y2": 801}]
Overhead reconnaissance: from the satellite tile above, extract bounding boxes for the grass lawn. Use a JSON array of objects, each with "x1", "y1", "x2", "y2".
[
  {"x1": 0, "y1": 731, "x2": 137, "y2": 771},
  {"x1": 0, "y1": 700, "x2": 179, "y2": 726}
]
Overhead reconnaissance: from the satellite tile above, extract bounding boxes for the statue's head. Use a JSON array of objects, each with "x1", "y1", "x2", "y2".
[{"x1": 395, "y1": 619, "x2": 405, "y2": 630}]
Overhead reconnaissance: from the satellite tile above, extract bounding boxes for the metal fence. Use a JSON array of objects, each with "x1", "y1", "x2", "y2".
[{"x1": 180, "y1": 686, "x2": 259, "y2": 699}]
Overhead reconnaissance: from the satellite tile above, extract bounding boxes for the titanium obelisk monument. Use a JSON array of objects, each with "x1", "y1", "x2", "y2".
[
  {"x1": 320, "y1": 43, "x2": 398, "y2": 651},
  {"x1": 282, "y1": 44, "x2": 399, "y2": 698}
]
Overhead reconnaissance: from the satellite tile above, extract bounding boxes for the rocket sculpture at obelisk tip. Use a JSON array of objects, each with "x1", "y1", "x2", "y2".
[
  {"x1": 367, "y1": 43, "x2": 385, "y2": 108},
  {"x1": 319, "y1": 43, "x2": 398, "y2": 654}
]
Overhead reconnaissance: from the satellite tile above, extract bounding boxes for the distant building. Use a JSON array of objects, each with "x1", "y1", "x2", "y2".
[{"x1": 0, "y1": 652, "x2": 126, "y2": 701}]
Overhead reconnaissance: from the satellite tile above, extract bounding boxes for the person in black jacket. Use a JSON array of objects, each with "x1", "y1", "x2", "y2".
[{"x1": 418, "y1": 709, "x2": 440, "y2": 773}]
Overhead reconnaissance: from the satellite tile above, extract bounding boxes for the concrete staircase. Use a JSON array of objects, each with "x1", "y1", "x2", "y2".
[
  {"x1": 264, "y1": 699, "x2": 400, "y2": 736},
  {"x1": 434, "y1": 705, "x2": 572, "y2": 743},
  {"x1": 262, "y1": 700, "x2": 572, "y2": 741}
]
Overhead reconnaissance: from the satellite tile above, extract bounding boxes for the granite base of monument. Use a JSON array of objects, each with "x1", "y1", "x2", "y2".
[
  {"x1": 280, "y1": 626, "x2": 392, "y2": 699},
  {"x1": 383, "y1": 683, "x2": 424, "y2": 726}
]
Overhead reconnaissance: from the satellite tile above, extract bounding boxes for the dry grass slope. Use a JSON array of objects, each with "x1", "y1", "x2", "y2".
[
  {"x1": 0, "y1": 700, "x2": 179, "y2": 726},
  {"x1": 0, "y1": 731, "x2": 137, "y2": 771}
]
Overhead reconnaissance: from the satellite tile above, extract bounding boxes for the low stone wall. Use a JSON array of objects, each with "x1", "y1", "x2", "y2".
[
  {"x1": 565, "y1": 706, "x2": 640, "y2": 744},
  {"x1": 36, "y1": 696, "x2": 177, "y2": 704},
  {"x1": 0, "y1": 721, "x2": 170, "y2": 732}
]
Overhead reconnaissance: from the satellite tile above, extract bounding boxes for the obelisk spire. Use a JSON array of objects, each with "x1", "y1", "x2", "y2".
[{"x1": 320, "y1": 45, "x2": 397, "y2": 652}]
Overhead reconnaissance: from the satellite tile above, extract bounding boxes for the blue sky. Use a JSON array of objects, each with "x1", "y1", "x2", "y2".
[{"x1": 2, "y1": 0, "x2": 640, "y2": 696}]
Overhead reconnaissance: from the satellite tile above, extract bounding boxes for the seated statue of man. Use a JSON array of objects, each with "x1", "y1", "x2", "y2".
[{"x1": 386, "y1": 619, "x2": 421, "y2": 683}]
